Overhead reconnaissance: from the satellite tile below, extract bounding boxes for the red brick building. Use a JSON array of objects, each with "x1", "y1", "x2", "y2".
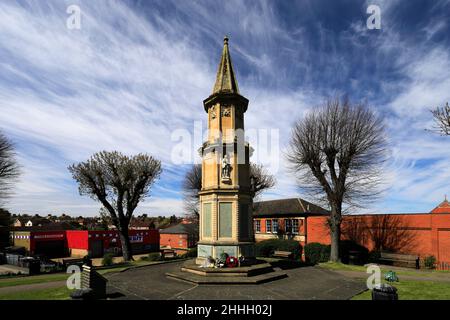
[
  {"x1": 307, "y1": 198, "x2": 450, "y2": 266},
  {"x1": 66, "y1": 229, "x2": 159, "y2": 258},
  {"x1": 11, "y1": 230, "x2": 67, "y2": 258},
  {"x1": 10, "y1": 229, "x2": 159, "y2": 258},
  {"x1": 252, "y1": 197, "x2": 450, "y2": 267},
  {"x1": 253, "y1": 198, "x2": 329, "y2": 246},
  {"x1": 159, "y1": 222, "x2": 198, "y2": 255}
]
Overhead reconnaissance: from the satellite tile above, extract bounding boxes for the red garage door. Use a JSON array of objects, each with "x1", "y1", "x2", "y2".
[{"x1": 438, "y1": 231, "x2": 450, "y2": 263}]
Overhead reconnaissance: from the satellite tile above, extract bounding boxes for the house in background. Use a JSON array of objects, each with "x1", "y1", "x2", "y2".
[
  {"x1": 252, "y1": 198, "x2": 330, "y2": 245},
  {"x1": 13, "y1": 217, "x2": 52, "y2": 228},
  {"x1": 159, "y1": 221, "x2": 199, "y2": 255}
]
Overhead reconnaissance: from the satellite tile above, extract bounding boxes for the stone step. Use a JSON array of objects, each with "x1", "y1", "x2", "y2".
[
  {"x1": 166, "y1": 270, "x2": 288, "y2": 285},
  {"x1": 180, "y1": 261, "x2": 275, "y2": 277},
  {"x1": 181, "y1": 266, "x2": 274, "y2": 277}
]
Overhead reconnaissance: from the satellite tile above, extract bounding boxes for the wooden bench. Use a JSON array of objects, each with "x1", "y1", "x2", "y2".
[
  {"x1": 379, "y1": 252, "x2": 419, "y2": 269},
  {"x1": 61, "y1": 258, "x2": 85, "y2": 269},
  {"x1": 161, "y1": 249, "x2": 175, "y2": 259},
  {"x1": 273, "y1": 250, "x2": 293, "y2": 259}
]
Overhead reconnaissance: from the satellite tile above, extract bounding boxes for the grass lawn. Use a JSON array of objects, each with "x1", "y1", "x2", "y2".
[
  {"x1": 0, "y1": 286, "x2": 71, "y2": 300},
  {"x1": 0, "y1": 273, "x2": 68, "y2": 288},
  {"x1": 319, "y1": 262, "x2": 450, "y2": 279},
  {"x1": 0, "y1": 258, "x2": 168, "y2": 288},
  {"x1": 0, "y1": 258, "x2": 186, "y2": 300},
  {"x1": 318, "y1": 262, "x2": 450, "y2": 300},
  {"x1": 352, "y1": 280, "x2": 450, "y2": 300}
]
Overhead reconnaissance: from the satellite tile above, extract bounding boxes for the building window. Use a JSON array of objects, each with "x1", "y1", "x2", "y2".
[
  {"x1": 254, "y1": 220, "x2": 261, "y2": 233},
  {"x1": 292, "y1": 219, "x2": 299, "y2": 234},
  {"x1": 284, "y1": 219, "x2": 292, "y2": 233},
  {"x1": 266, "y1": 220, "x2": 272, "y2": 233},
  {"x1": 272, "y1": 219, "x2": 278, "y2": 233}
]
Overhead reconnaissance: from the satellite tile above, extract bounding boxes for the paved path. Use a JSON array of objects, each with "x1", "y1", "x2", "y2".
[
  {"x1": 0, "y1": 265, "x2": 29, "y2": 275},
  {"x1": 106, "y1": 260, "x2": 367, "y2": 300}
]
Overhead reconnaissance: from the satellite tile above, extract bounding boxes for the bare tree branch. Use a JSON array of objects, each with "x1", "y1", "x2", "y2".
[
  {"x1": 0, "y1": 131, "x2": 20, "y2": 204},
  {"x1": 430, "y1": 102, "x2": 450, "y2": 136},
  {"x1": 182, "y1": 162, "x2": 276, "y2": 219},
  {"x1": 249, "y1": 163, "x2": 276, "y2": 199},
  {"x1": 68, "y1": 151, "x2": 162, "y2": 261},
  {"x1": 287, "y1": 96, "x2": 387, "y2": 262}
]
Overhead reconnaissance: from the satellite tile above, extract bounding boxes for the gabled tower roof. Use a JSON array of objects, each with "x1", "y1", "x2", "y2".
[
  {"x1": 212, "y1": 36, "x2": 240, "y2": 94},
  {"x1": 430, "y1": 196, "x2": 450, "y2": 214}
]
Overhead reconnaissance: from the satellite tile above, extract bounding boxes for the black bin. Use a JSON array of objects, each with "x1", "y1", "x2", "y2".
[
  {"x1": 28, "y1": 259, "x2": 41, "y2": 275},
  {"x1": 372, "y1": 284, "x2": 398, "y2": 300}
]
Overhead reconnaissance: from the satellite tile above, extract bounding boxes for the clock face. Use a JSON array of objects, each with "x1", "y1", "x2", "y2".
[{"x1": 221, "y1": 105, "x2": 231, "y2": 117}]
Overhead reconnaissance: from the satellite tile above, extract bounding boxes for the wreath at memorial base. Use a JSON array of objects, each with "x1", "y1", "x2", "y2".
[{"x1": 225, "y1": 256, "x2": 239, "y2": 268}]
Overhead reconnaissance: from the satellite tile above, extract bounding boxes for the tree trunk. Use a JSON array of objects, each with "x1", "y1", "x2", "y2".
[
  {"x1": 119, "y1": 227, "x2": 133, "y2": 261},
  {"x1": 329, "y1": 204, "x2": 342, "y2": 262},
  {"x1": 330, "y1": 222, "x2": 341, "y2": 262}
]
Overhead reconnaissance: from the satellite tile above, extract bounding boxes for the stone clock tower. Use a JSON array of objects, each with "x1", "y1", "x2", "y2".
[{"x1": 196, "y1": 37, "x2": 255, "y2": 263}]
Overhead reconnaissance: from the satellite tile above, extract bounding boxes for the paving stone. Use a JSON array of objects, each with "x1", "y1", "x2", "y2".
[{"x1": 105, "y1": 260, "x2": 367, "y2": 300}]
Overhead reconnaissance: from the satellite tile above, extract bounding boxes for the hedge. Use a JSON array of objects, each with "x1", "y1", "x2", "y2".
[
  {"x1": 305, "y1": 240, "x2": 370, "y2": 265},
  {"x1": 339, "y1": 240, "x2": 369, "y2": 265},
  {"x1": 304, "y1": 242, "x2": 330, "y2": 265},
  {"x1": 255, "y1": 239, "x2": 302, "y2": 260},
  {"x1": 101, "y1": 253, "x2": 114, "y2": 266}
]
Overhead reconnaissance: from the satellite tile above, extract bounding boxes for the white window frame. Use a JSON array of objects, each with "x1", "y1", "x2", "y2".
[
  {"x1": 292, "y1": 219, "x2": 299, "y2": 234},
  {"x1": 266, "y1": 219, "x2": 272, "y2": 233},
  {"x1": 284, "y1": 219, "x2": 292, "y2": 233},
  {"x1": 272, "y1": 219, "x2": 278, "y2": 233},
  {"x1": 254, "y1": 220, "x2": 261, "y2": 233}
]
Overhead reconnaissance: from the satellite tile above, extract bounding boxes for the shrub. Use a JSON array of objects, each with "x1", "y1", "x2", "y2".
[
  {"x1": 147, "y1": 252, "x2": 162, "y2": 261},
  {"x1": 186, "y1": 247, "x2": 197, "y2": 258},
  {"x1": 339, "y1": 240, "x2": 369, "y2": 265},
  {"x1": 304, "y1": 242, "x2": 331, "y2": 264},
  {"x1": 179, "y1": 249, "x2": 197, "y2": 259},
  {"x1": 102, "y1": 253, "x2": 114, "y2": 266},
  {"x1": 255, "y1": 239, "x2": 302, "y2": 260},
  {"x1": 424, "y1": 255, "x2": 436, "y2": 269},
  {"x1": 368, "y1": 250, "x2": 381, "y2": 263}
]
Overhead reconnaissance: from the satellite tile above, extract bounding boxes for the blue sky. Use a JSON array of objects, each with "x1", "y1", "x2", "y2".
[{"x1": 0, "y1": 0, "x2": 449, "y2": 216}]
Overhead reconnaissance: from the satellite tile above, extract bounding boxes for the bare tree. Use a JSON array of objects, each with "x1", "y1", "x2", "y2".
[
  {"x1": 68, "y1": 151, "x2": 162, "y2": 261},
  {"x1": 0, "y1": 208, "x2": 11, "y2": 249},
  {"x1": 0, "y1": 131, "x2": 20, "y2": 203},
  {"x1": 430, "y1": 102, "x2": 450, "y2": 135},
  {"x1": 249, "y1": 163, "x2": 276, "y2": 199},
  {"x1": 287, "y1": 97, "x2": 386, "y2": 262},
  {"x1": 182, "y1": 164, "x2": 202, "y2": 221},
  {"x1": 182, "y1": 163, "x2": 276, "y2": 219}
]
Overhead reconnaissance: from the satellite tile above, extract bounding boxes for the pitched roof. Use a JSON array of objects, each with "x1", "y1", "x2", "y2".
[
  {"x1": 430, "y1": 196, "x2": 450, "y2": 214},
  {"x1": 159, "y1": 222, "x2": 198, "y2": 235},
  {"x1": 212, "y1": 36, "x2": 240, "y2": 95},
  {"x1": 253, "y1": 198, "x2": 330, "y2": 217},
  {"x1": 12, "y1": 222, "x2": 74, "y2": 232}
]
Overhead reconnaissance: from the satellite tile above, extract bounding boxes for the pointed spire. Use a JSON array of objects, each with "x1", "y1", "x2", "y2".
[{"x1": 212, "y1": 36, "x2": 240, "y2": 94}]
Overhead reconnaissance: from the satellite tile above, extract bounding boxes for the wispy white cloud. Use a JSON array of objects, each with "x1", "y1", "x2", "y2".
[{"x1": 0, "y1": 0, "x2": 449, "y2": 217}]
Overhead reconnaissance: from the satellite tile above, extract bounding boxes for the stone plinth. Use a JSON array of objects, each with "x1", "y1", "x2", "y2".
[{"x1": 166, "y1": 260, "x2": 287, "y2": 285}]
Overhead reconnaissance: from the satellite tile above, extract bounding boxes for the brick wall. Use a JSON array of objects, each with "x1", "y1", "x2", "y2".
[
  {"x1": 160, "y1": 233, "x2": 189, "y2": 250},
  {"x1": 306, "y1": 213, "x2": 450, "y2": 263}
]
